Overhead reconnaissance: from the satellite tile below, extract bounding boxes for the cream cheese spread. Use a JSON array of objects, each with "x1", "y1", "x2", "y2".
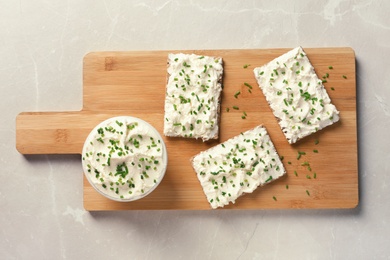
[
  {"x1": 253, "y1": 47, "x2": 340, "y2": 144},
  {"x1": 82, "y1": 116, "x2": 167, "y2": 201},
  {"x1": 191, "y1": 125, "x2": 286, "y2": 209},
  {"x1": 164, "y1": 53, "x2": 223, "y2": 141}
]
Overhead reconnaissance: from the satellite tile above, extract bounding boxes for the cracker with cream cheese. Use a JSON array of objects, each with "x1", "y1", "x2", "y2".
[
  {"x1": 191, "y1": 125, "x2": 286, "y2": 209},
  {"x1": 164, "y1": 53, "x2": 223, "y2": 141},
  {"x1": 253, "y1": 46, "x2": 340, "y2": 144}
]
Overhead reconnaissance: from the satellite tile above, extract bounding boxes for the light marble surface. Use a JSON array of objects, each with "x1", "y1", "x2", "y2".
[{"x1": 1, "y1": 0, "x2": 389, "y2": 259}]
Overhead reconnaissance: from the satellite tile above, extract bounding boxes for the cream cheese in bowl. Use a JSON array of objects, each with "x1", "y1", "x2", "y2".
[{"x1": 82, "y1": 116, "x2": 168, "y2": 201}]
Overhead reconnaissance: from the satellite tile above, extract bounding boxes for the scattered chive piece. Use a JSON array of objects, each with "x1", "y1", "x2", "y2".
[
  {"x1": 306, "y1": 175, "x2": 311, "y2": 179},
  {"x1": 280, "y1": 156, "x2": 284, "y2": 161},
  {"x1": 313, "y1": 149, "x2": 318, "y2": 153},
  {"x1": 294, "y1": 170, "x2": 298, "y2": 176},
  {"x1": 314, "y1": 139, "x2": 319, "y2": 145},
  {"x1": 297, "y1": 151, "x2": 306, "y2": 160},
  {"x1": 286, "y1": 185, "x2": 289, "y2": 189},
  {"x1": 244, "y1": 82, "x2": 253, "y2": 89},
  {"x1": 243, "y1": 64, "x2": 250, "y2": 68},
  {"x1": 273, "y1": 196, "x2": 277, "y2": 201},
  {"x1": 328, "y1": 66, "x2": 333, "y2": 69},
  {"x1": 288, "y1": 161, "x2": 292, "y2": 165},
  {"x1": 226, "y1": 107, "x2": 230, "y2": 112},
  {"x1": 343, "y1": 75, "x2": 347, "y2": 79},
  {"x1": 232, "y1": 106, "x2": 239, "y2": 110},
  {"x1": 306, "y1": 190, "x2": 310, "y2": 196},
  {"x1": 331, "y1": 87, "x2": 335, "y2": 91},
  {"x1": 234, "y1": 91, "x2": 241, "y2": 98},
  {"x1": 301, "y1": 161, "x2": 310, "y2": 166},
  {"x1": 314, "y1": 172, "x2": 317, "y2": 179}
]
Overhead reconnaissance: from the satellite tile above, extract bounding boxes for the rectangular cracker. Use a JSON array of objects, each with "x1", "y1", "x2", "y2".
[
  {"x1": 191, "y1": 125, "x2": 286, "y2": 209},
  {"x1": 253, "y1": 47, "x2": 340, "y2": 144},
  {"x1": 163, "y1": 53, "x2": 223, "y2": 141}
]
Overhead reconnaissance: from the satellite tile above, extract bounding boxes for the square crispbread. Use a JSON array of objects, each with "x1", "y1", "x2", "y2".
[
  {"x1": 191, "y1": 125, "x2": 286, "y2": 209},
  {"x1": 163, "y1": 53, "x2": 223, "y2": 141},
  {"x1": 253, "y1": 47, "x2": 340, "y2": 144}
]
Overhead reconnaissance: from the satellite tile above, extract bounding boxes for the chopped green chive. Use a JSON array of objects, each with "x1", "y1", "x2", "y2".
[
  {"x1": 297, "y1": 151, "x2": 306, "y2": 160},
  {"x1": 313, "y1": 149, "x2": 318, "y2": 153},
  {"x1": 244, "y1": 82, "x2": 253, "y2": 89},
  {"x1": 328, "y1": 66, "x2": 333, "y2": 69},
  {"x1": 232, "y1": 106, "x2": 239, "y2": 110},
  {"x1": 342, "y1": 75, "x2": 347, "y2": 79},
  {"x1": 273, "y1": 196, "x2": 277, "y2": 201},
  {"x1": 306, "y1": 190, "x2": 310, "y2": 196},
  {"x1": 242, "y1": 111, "x2": 247, "y2": 119},
  {"x1": 234, "y1": 91, "x2": 241, "y2": 98},
  {"x1": 301, "y1": 161, "x2": 310, "y2": 167},
  {"x1": 243, "y1": 64, "x2": 250, "y2": 68}
]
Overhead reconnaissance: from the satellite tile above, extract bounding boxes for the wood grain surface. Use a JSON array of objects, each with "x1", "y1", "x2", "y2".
[{"x1": 16, "y1": 48, "x2": 358, "y2": 210}]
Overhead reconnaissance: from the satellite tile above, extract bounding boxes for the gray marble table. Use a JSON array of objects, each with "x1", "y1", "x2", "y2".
[{"x1": 1, "y1": 1, "x2": 389, "y2": 259}]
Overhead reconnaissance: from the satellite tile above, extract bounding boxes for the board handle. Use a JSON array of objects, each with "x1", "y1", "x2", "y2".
[
  {"x1": 16, "y1": 112, "x2": 91, "y2": 154},
  {"x1": 16, "y1": 111, "x2": 164, "y2": 155}
]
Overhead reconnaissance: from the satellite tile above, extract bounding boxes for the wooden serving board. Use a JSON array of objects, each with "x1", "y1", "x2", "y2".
[{"x1": 16, "y1": 48, "x2": 358, "y2": 211}]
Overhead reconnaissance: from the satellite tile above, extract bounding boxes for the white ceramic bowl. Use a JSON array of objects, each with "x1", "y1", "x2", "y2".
[{"x1": 82, "y1": 116, "x2": 168, "y2": 202}]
